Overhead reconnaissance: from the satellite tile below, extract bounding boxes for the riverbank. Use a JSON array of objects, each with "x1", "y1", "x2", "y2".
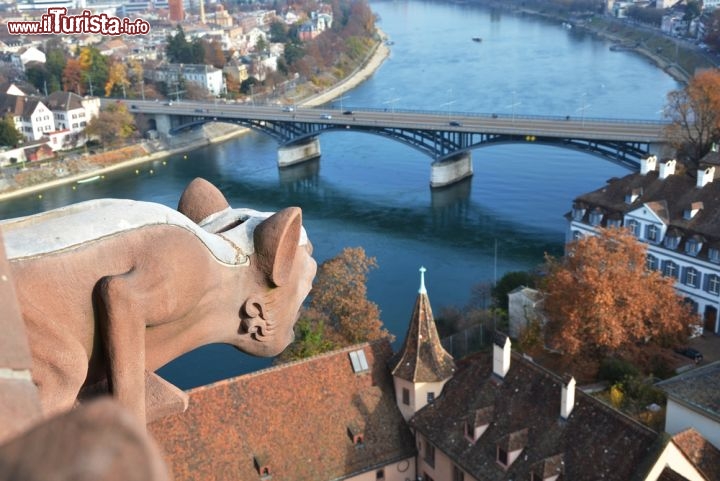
[{"x1": 0, "y1": 35, "x2": 391, "y2": 203}]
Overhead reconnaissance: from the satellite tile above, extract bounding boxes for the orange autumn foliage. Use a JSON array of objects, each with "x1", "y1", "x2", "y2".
[{"x1": 543, "y1": 228, "x2": 694, "y2": 359}]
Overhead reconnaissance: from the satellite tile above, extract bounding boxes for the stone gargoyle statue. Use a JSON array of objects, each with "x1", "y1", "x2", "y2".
[{"x1": 0, "y1": 178, "x2": 316, "y2": 426}]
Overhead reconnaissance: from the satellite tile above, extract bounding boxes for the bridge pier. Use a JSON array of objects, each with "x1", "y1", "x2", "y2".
[
  {"x1": 430, "y1": 152, "x2": 473, "y2": 188},
  {"x1": 278, "y1": 137, "x2": 322, "y2": 167}
]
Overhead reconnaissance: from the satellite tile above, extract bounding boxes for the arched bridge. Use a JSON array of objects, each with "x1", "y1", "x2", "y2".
[{"x1": 113, "y1": 99, "x2": 670, "y2": 188}]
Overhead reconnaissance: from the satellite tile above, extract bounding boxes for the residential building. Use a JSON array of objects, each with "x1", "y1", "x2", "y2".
[
  {"x1": 145, "y1": 267, "x2": 720, "y2": 481},
  {"x1": 507, "y1": 286, "x2": 544, "y2": 338},
  {"x1": 567, "y1": 155, "x2": 720, "y2": 334},
  {"x1": 149, "y1": 341, "x2": 416, "y2": 481},
  {"x1": 659, "y1": 361, "x2": 720, "y2": 449},
  {"x1": 148, "y1": 63, "x2": 225, "y2": 97},
  {"x1": 409, "y1": 332, "x2": 714, "y2": 480},
  {"x1": 44, "y1": 91, "x2": 99, "y2": 134},
  {"x1": 0, "y1": 94, "x2": 54, "y2": 142},
  {"x1": 11, "y1": 46, "x2": 45, "y2": 72}
]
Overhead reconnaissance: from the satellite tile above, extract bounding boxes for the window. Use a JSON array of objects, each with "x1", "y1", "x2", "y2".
[
  {"x1": 376, "y1": 469, "x2": 384, "y2": 480},
  {"x1": 589, "y1": 209, "x2": 603, "y2": 226},
  {"x1": 572, "y1": 230, "x2": 582, "y2": 240},
  {"x1": 452, "y1": 465, "x2": 465, "y2": 481},
  {"x1": 663, "y1": 261, "x2": 679, "y2": 279},
  {"x1": 646, "y1": 255, "x2": 659, "y2": 271},
  {"x1": 497, "y1": 447, "x2": 508, "y2": 467},
  {"x1": 685, "y1": 268, "x2": 699, "y2": 288},
  {"x1": 686, "y1": 239, "x2": 701, "y2": 256},
  {"x1": 349, "y1": 349, "x2": 369, "y2": 373},
  {"x1": 709, "y1": 248, "x2": 720, "y2": 264},
  {"x1": 625, "y1": 219, "x2": 640, "y2": 237},
  {"x1": 425, "y1": 443, "x2": 435, "y2": 468},
  {"x1": 664, "y1": 234, "x2": 680, "y2": 250},
  {"x1": 708, "y1": 275, "x2": 720, "y2": 295},
  {"x1": 427, "y1": 392, "x2": 435, "y2": 404},
  {"x1": 646, "y1": 224, "x2": 659, "y2": 242},
  {"x1": 402, "y1": 388, "x2": 410, "y2": 406}
]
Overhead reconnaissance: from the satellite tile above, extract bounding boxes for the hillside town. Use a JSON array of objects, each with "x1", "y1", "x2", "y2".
[{"x1": 1, "y1": 0, "x2": 720, "y2": 480}]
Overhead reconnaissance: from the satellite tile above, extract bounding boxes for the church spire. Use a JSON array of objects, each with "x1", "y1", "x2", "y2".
[{"x1": 391, "y1": 267, "x2": 455, "y2": 384}]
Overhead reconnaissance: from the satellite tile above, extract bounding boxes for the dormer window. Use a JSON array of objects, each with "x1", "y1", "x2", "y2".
[
  {"x1": 685, "y1": 236, "x2": 703, "y2": 257},
  {"x1": 496, "y1": 429, "x2": 528, "y2": 470},
  {"x1": 254, "y1": 454, "x2": 271, "y2": 479},
  {"x1": 588, "y1": 208, "x2": 603, "y2": 226},
  {"x1": 347, "y1": 424, "x2": 365, "y2": 446},
  {"x1": 625, "y1": 187, "x2": 642, "y2": 204},
  {"x1": 606, "y1": 216, "x2": 622, "y2": 228},
  {"x1": 709, "y1": 248, "x2": 720, "y2": 264},
  {"x1": 571, "y1": 203, "x2": 586, "y2": 221},
  {"x1": 664, "y1": 231, "x2": 681, "y2": 250},
  {"x1": 683, "y1": 202, "x2": 704, "y2": 220},
  {"x1": 464, "y1": 406, "x2": 493, "y2": 443},
  {"x1": 625, "y1": 219, "x2": 640, "y2": 237}
]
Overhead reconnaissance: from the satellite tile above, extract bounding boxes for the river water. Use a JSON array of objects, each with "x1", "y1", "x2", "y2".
[{"x1": 0, "y1": 1, "x2": 679, "y2": 388}]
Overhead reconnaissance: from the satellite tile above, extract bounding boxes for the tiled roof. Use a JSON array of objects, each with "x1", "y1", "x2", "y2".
[
  {"x1": 658, "y1": 361, "x2": 720, "y2": 421},
  {"x1": 45, "y1": 91, "x2": 83, "y2": 111},
  {"x1": 149, "y1": 340, "x2": 415, "y2": 481},
  {"x1": 390, "y1": 288, "x2": 455, "y2": 383},
  {"x1": 572, "y1": 163, "x2": 720, "y2": 245},
  {"x1": 672, "y1": 428, "x2": 720, "y2": 481},
  {"x1": 0, "y1": 93, "x2": 25, "y2": 116},
  {"x1": 409, "y1": 352, "x2": 661, "y2": 481}
]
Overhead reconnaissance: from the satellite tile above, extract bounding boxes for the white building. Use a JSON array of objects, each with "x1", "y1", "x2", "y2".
[
  {"x1": 44, "y1": 91, "x2": 99, "y2": 134},
  {"x1": 567, "y1": 155, "x2": 720, "y2": 334},
  {"x1": 659, "y1": 361, "x2": 720, "y2": 450},
  {"x1": 148, "y1": 64, "x2": 225, "y2": 97}
]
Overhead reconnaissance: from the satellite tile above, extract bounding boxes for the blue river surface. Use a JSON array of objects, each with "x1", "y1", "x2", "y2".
[{"x1": 0, "y1": 0, "x2": 681, "y2": 388}]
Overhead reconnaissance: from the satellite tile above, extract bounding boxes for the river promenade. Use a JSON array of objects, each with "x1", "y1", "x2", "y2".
[{"x1": 0, "y1": 38, "x2": 391, "y2": 203}]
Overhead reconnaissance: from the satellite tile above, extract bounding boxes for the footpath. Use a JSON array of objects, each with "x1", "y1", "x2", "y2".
[{"x1": 0, "y1": 38, "x2": 391, "y2": 203}]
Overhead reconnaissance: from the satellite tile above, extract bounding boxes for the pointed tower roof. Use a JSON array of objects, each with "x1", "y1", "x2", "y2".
[{"x1": 391, "y1": 267, "x2": 455, "y2": 382}]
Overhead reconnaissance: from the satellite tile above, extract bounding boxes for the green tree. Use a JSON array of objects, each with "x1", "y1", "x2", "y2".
[
  {"x1": 45, "y1": 48, "x2": 66, "y2": 93},
  {"x1": 0, "y1": 115, "x2": 22, "y2": 147}
]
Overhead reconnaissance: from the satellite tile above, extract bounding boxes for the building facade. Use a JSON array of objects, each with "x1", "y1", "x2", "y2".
[{"x1": 567, "y1": 155, "x2": 720, "y2": 334}]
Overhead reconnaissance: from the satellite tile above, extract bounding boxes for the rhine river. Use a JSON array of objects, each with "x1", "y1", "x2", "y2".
[{"x1": 0, "y1": 1, "x2": 679, "y2": 388}]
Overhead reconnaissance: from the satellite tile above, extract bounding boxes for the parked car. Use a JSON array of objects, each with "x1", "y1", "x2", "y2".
[
  {"x1": 449, "y1": 120, "x2": 462, "y2": 126},
  {"x1": 282, "y1": 106, "x2": 295, "y2": 112},
  {"x1": 321, "y1": 114, "x2": 332, "y2": 120},
  {"x1": 674, "y1": 347, "x2": 703, "y2": 363},
  {"x1": 343, "y1": 110, "x2": 353, "y2": 115}
]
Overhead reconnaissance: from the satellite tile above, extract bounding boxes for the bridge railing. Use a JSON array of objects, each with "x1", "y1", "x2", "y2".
[{"x1": 330, "y1": 105, "x2": 670, "y2": 126}]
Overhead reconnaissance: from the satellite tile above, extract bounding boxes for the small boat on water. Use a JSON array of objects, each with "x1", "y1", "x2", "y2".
[
  {"x1": 77, "y1": 175, "x2": 100, "y2": 184},
  {"x1": 472, "y1": 37, "x2": 482, "y2": 42}
]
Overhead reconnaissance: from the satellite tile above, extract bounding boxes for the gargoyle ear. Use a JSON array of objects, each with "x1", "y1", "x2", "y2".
[
  {"x1": 253, "y1": 207, "x2": 302, "y2": 287},
  {"x1": 177, "y1": 178, "x2": 230, "y2": 225}
]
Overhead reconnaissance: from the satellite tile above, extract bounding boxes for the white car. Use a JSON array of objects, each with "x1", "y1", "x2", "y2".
[{"x1": 321, "y1": 114, "x2": 332, "y2": 120}]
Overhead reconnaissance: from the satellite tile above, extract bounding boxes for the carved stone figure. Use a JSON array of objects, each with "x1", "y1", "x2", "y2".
[{"x1": 0, "y1": 178, "x2": 317, "y2": 425}]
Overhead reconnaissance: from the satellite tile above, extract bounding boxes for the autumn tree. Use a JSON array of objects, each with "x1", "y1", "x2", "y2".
[
  {"x1": 78, "y1": 46, "x2": 109, "y2": 96},
  {"x1": 104, "y1": 61, "x2": 129, "y2": 97},
  {"x1": 309, "y1": 247, "x2": 389, "y2": 344},
  {"x1": 280, "y1": 247, "x2": 390, "y2": 362},
  {"x1": 62, "y1": 58, "x2": 84, "y2": 93},
  {"x1": 85, "y1": 102, "x2": 136, "y2": 146},
  {"x1": 543, "y1": 227, "x2": 694, "y2": 361},
  {"x1": 664, "y1": 69, "x2": 720, "y2": 164}
]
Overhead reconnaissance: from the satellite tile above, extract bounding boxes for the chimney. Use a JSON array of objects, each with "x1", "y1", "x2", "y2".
[
  {"x1": 560, "y1": 375, "x2": 576, "y2": 420},
  {"x1": 640, "y1": 155, "x2": 657, "y2": 175},
  {"x1": 493, "y1": 333, "x2": 511, "y2": 379},
  {"x1": 659, "y1": 159, "x2": 676, "y2": 180},
  {"x1": 697, "y1": 166, "x2": 715, "y2": 188}
]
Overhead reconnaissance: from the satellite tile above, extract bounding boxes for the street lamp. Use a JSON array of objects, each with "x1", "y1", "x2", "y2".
[
  {"x1": 337, "y1": 95, "x2": 350, "y2": 112},
  {"x1": 507, "y1": 90, "x2": 521, "y2": 124},
  {"x1": 577, "y1": 92, "x2": 591, "y2": 128}
]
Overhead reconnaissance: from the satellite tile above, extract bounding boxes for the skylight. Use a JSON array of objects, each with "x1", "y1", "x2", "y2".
[{"x1": 349, "y1": 349, "x2": 369, "y2": 373}]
